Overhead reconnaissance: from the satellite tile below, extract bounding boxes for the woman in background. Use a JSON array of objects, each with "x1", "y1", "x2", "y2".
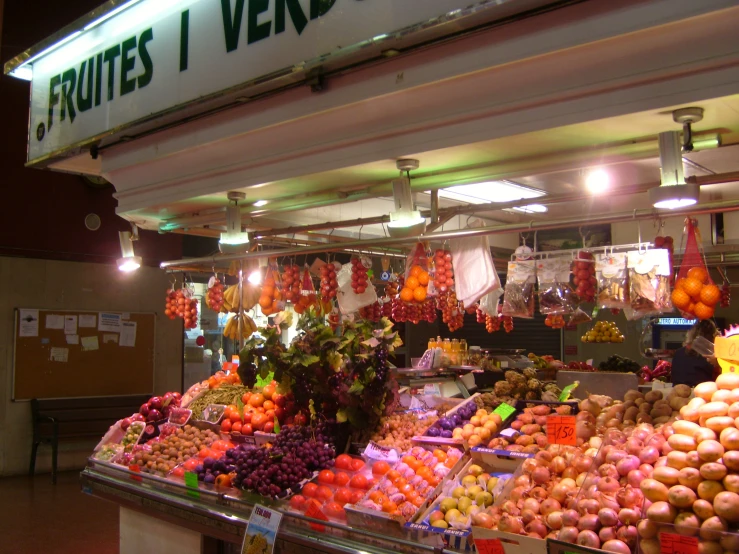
[{"x1": 671, "y1": 320, "x2": 720, "y2": 387}]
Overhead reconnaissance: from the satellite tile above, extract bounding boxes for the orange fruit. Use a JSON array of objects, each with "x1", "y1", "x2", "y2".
[
  {"x1": 406, "y1": 276, "x2": 420, "y2": 290},
  {"x1": 413, "y1": 287, "x2": 427, "y2": 302},
  {"x1": 386, "y1": 470, "x2": 401, "y2": 483},
  {"x1": 675, "y1": 278, "x2": 687, "y2": 291},
  {"x1": 688, "y1": 267, "x2": 709, "y2": 284},
  {"x1": 381, "y1": 500, "x2": 398, "y2": 513},
  {"x1": 682, "y1": 277, "x2": 704, "y2": 300},
  {"x1": 259, "y1": 295, "x2": 273, "y2": 309},
  {"x1": 417, "y1": 271, "x2": 430, "y2": 286},
  {"x1": 409, "y1": 265, "x2": 423, "y2": 277},
  {"x1": 700, "y1": 284, "x2": 721, "y2": 306},
  {"x1": 369, "y1": 490, "x2": 386, "y2": 503},
  {"x1": 687, "y1": 303, "x2": 696, "y2": 315},
  {"x1": 671, "y1": 288, "x2": 691, "y2": 310},
  {"x1": 372, "y1": 461, "x2": 390, "y2": 476},
  {"x1": 399, "y1": 288, "x2": 414, "y2": 302},
  {"x1": 694, "y1": 302, "x2": 715, "y2": 320},
  {"x1": 432, "y1": 449, "x2": 447, "y2": 462},
  {"x1": 412, "y1": 496, "x2": 425, "y2": 507}
]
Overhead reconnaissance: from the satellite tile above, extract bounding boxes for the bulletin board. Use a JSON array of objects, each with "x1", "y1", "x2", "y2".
[{"x1": 13, "y1": 309, "x2": 156, "y2": 400}]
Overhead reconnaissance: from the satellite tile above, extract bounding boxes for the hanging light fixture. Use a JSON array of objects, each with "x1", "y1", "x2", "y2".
[
  {"x1": 387, "y1": 159, "x2": 426, "y2": 238},
  {"x1": 117, "y1": 226, "x2": 141, "y2": 272},
  {"x1": 649, "y1": 131, "x2": 700, "y2": 209},
  {"x1": 219, "y1": 192, "x2": 251, "y2": 253}
]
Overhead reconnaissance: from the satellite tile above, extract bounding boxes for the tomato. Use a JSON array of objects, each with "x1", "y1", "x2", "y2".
[
  {"x1": 208, "y1": 377, "x2": 218, "y2": 389},
  {"x1": 372, "y1": 461, "x2": 390, "y2": 476},
  {"x1": 273, "y1": 394, "x2": 286, "y2": 408},
  {"x1": 184, "y1": 458, "x2": 200, "y2": 471},
  {"x1": 262, "y1": 421, "x2": 275, "y2": 434},
  {"x1": 323, "y1": 502, "x2": 346, "y2": 520},
  {"x1": 241, "y1": 423, "x2": 253, "y2": 436},
  {"x1": 242, "y1": 412, "x2": 252, "y2": 424},
  {"x1": 230, "y1": 411, "x2": 242, "y2": 424},
  {"x1": 251, "y1": 413, "x2": 268, "y2": 430},
  {"x1": 316, "y1": 486, "x2": 333, "y2": 501},
  {"x1": 241, "y1": 393, "x2": 251, "y2": 405},
  {"x1": 274, "y1": 406, "x2": 286, "y2": 422},
  {"x1": 231, "y1": 421, "x2": 243, "y2": 434},
  {"x1": 171, "y1": 467, "x2": 185, "y2": 478},
  {"x1": 263, "y1": 400, "x2": 275, "y2": 411},
  {"x1": 333, "y1": 472, "x2": 350, "y2": 487},
  {"x1": 264, "y1": 409, "x2": 275, "y2": 420},
  {"x1": 318, "y1": 470, "x2": 335, "y2": 484},
  {"x1": 349, "y1": 474, "x2": 368, "y2": 490},
  {"x1": 302, "y1": 483, "x2": 318, "y2": 497},
  {"x1": 248, "y1": 394, "x2": 265, "y2": 408},
  {"x1": 289, "y1": 495, "x2": 307, "y2": 511},
  {"x1": 350, "y1": 459, "x2": 365, "y2": 471},
  {"x1": 335, "y1": 454, "x2": 353, "y2": 471},
  {"x1": 350, "y1": 490, "x2": 364, "y2": 504},
  {"x1": 198, "y1": 448, "x2": 212, "y2": 459},
  {"x1": 262, "y1": 385, "x2": 275, "y2": 400},
  {"x1": 220, "y1": 419, "x2": 232, "y2": 432},
  {"x1": 334, "y1": 488, "x2": 353, "y2": 505}
]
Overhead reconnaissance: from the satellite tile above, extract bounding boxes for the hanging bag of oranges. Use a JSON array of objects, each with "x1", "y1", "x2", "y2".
[
  {"x1": 671, "y1": 218, "x2": 720, "y2": 320},
  {"x1": 399, "y1": 242, "x2": 430, "y2": 304}
]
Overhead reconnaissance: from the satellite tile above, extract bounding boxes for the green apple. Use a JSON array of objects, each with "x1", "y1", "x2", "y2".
[
  {"x1": 457, "y1": 496, "x2": 473, "y2": 513},
  {"x1": 440, "y1": 498, "x2": 458, "y2": 514},
  {"x1": 452, "y1": 486, "x2": 467, "y2": 499},
  {"x1": 429, "y1": 510, "x2": 445, "y2": 523},
  {"x1": 475, "y1": 491, "x2": 494, "y2": 507},
  {"x1": 467, "y1": 464, "x2": 484, "y2": 477},
  {"x1": 466, "y1": 485, "x2": 483, "y2": 498},
  {"x1": 444, "y1": 509, "x2": 461, "y2": 523},
  {"x1": 432, "y1": 520, "x2": 449, "y2": 529},
  {"x1": 461, "y1": 475, "x2": 478, "y2": 487}
]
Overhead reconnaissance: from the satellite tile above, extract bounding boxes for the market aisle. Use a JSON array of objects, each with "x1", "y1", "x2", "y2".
[{"x1": 0, "y1": 471, "x2": 118, "y2": 554}]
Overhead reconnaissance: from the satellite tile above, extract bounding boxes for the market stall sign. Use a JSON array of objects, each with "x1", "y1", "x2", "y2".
[
  {"x1": 474, "y1": 538, "x2": 505, "y2": 554},
  {"x1": 546, "y1": 415, "x2": 576, "y2": 445},
  {"x1": 659, "y1": 533, "x2": 698, "y2": 554},
  {"x1": 184, "y1": 471, "x2": 200, "y2": 499},
  {"x1": 243, "y1": 504, "x2": 282, "y2": 554},
  {"x1": 8, "y1": 0, "x2": 509, "y2": 164}
]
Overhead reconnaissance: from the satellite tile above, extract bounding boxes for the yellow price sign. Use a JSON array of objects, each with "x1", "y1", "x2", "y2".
[{"x1": 714, "y1": 336, "x2": 739, "y2": 374}]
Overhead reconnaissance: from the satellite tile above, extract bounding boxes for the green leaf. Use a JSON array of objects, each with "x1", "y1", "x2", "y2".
[
  {"x1": 336, "y1": 409, "x2": 348, "y2": 424},
  {"x1": 273, "y1": 415, "x2": 281, "y2": 434},
  {"x1": 255, "y1": 371, "x2": 274, "y2": 389},
  {"x1": 326, "y1": 351, "x2": 344, "y2": 372},
  {"x1": 236, "y1": 397, "x2": 245, "y2": 418},
  {"x1": 300, "y1": 354, "x2": 321, "y2": 367},
  {"x1": 348, "y1": 380, "x2": 365, "y2": 394}
]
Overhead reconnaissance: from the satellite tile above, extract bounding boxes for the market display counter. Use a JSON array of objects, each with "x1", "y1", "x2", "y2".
[{"x1": 80, "y1": 460, "x2": 456, "y2": 554}]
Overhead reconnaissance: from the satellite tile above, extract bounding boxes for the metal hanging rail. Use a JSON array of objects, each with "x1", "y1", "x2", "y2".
[{"x1": 160, "y1": 199, "x2": 739, "y2": 270}]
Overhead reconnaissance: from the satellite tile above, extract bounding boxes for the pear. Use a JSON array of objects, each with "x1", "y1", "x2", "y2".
[
  {"x1": 466, "y1": 484, "x2": 483, "y2": 498},
  {"x1": 467, "y1": 464, "x2": 484, "y2": 477},
  {"x1": 487, "y1": 477, "x2": 499, "y2": 492},
  {"x1": 461, "y1": 475, "x2": 478, "y2": 488},
  {"x1": 444, "y1": 509, "x2": 461, "y2": 523},
  {"x1": 429, "y1": 510, "x2": 445, "y2": 523},
  {"x1": 432, "y1": 520, "x2": 449, "y2": 529},
  {"x1": 457, "y1": 496, "x2": 473, "y2": 513},
  {"x1": 465, "y1": 504, "x2": 481, "y2": 517},
  {"x1": 452, "y1": 486, "x2": 467, "y2": 499},
  {"x1": 475, "y1": 491, "x2": 494, "y2": 507},
  {"x1": 440, "y1": 497, "x2": 458, "y2": 514}
]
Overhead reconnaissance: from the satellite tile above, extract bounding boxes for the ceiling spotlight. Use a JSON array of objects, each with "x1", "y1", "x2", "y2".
[
  {"x1": 247, "y1": 269, "x2": 263, "y2": 285},
  {"x1": 585, "y1": 169, "x2": 609, "y2": 194},
  {"x1": 650, "y1": 131, "x2": 699, "y2": 209},
  {"x1": 253, "y1": 200, "x2": 268, "y2": 207},
  {"x1": 510, "y1": 204, "x2": 548, "y2": 214},
  {"x1": 387, "y1": 159, "x2": 426, "y2": 238},
  {"x1": 219, "y1": 192, "x2": 251, "y2": 253},
  {"x1": 117, "y1": 228, "x2": 141, "y2": 272}
]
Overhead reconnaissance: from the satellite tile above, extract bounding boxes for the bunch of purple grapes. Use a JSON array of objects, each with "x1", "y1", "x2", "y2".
[
  {"x1": 292, "y1": 373, "x2": 313, "y2": 408},
  {"x1": 274, "y1": 421, "x2": 339, "y2": 453},
  {"x1": 238, "y1": 362, "x2": 257, "y2": 388}
]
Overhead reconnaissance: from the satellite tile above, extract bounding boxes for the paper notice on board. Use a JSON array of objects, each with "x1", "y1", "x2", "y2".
[
  {"x1": 121, "y1": 313, "x2": 130, "y2": 320},
  {"x1": 64, "y1": 315, "x2": 77, "y2": 335},
  {"x1": 81, "y1": 336, "x2": 99, "y2": 351},
  {"x1": 98, "y1": 313, "x2": 121, "y2": 332},
  {"x1": 50, "y1": 347, "x2": 68, "y2": 362},
  {"x1": 120, "y1": 321, "x2": 137, "y2": 347},
  {"x1": 79, "y1": 314, "x2": 96, "y2": 328},
  {"x1": 19, "y1": 309, "x2": 39, "y2": 337},
  {"x1": 65, "y1": 334, "x2": 79, "y2": 345},
  {"x1": 45, "y1": 315, "x2": 64, "y2": 329},
  {"x1": 103, "y1": 334, "x2": 118, "y2": 344}
]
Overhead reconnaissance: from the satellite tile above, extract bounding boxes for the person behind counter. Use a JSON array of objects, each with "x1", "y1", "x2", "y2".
[{"x1": 671, "y1": 320, "x2": 720, "y2": 387}]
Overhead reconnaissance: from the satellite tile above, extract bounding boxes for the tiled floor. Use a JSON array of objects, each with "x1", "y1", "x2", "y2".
[{"x1": 0, "y1": 471, "x2": 118, "y2": 554}]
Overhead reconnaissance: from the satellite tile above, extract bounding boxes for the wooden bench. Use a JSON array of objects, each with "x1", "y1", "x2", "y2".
[{"x1": 30, "y1": 395, "x2": 151, "y2": 484}]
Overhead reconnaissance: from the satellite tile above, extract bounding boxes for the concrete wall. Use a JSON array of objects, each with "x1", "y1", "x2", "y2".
[{"x1": 0, "y1": 257, "x2": 183, "y2": 476}]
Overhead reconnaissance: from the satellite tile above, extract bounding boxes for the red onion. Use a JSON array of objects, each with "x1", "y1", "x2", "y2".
[
  {"x1": 617, "y1": 525, "x2": 637, "y2": 547},
  {"x1": 599, "y1": 464, "x2": 619, "y2": 480},
  {"x1": 559, "y1": 526, "x2": 579, "y2": 542},
  {"x1": 602, "y1": 539, "x2": 631, "y2": 554},
  {"x1": 547, "y1": 511, "x2": 563, "y2": 530},
  {"x1": 598, "y1": 494, "x2": 620, "y2": 512},
  {"x1": 627, "y1": 469, "x2": 646, "y2": 488},
  {"x1": 521, "y1": 509, "x2": 537, "y2": 525},
  {"x1": 540, "y1": 498, "x2": 562, "y2": 516},
  {"x1": 606, "y1": 449, "x2": 627, "y2": 465},
  {"x1": 577, "y1": 411, "x2": 596, "y2": 423},
  {"x1": 616, "y1": 455, "x2": 640, "y2": 476},
  {"x1": 597, "y1": 477, "x2": 621, "y2": 494},
  {"x1": 526, "y1": 519, "x2": 547, "y2": 537},
  {"x1": 562, "y1": 509, "x2": 579, "y2": 527},
  {"x1": 532, "y1": 466, "x2": 551, "y2": 485},
  {"x1": 625, "y1": 438, "x2": 643, "y2": 455},
  {"x1": 599, "y1": 527, "x2": 617, "y2": 543},
  {"x1": 577, "y1": 530, "x2": 601, "y2": 548},
  {"x1": 632, "y1": 427, "x2": 650, "y2": 442},
  {"x1": 573, "y1": 456, "x2": 593, "y2": 473},
  {"x1": 577, "y1": 514, "x2": 602, "y2": 531},
  {"x1": 618, "y1": 508, "x2": 639, "y2": 525},
  {"x1": 498, "y1": 514, "x2": 523, "y2": 534},
  {"x1": 598, "y1": 508, "x2": 619, "y2": 527},
  {"x1": 639, "y1": 445, "x2": 661, "y2": 465},
  {"x1": 616, "y1": 486, "x2": 644, "y2": 509},
  {"x1": 581, "y1": 498, "x2": 599, "y2": 514},
  {"x1": 523, "y1": 498, "x2": 540, "y2": 514},
  {"x1": 577, "y1": 421, "x2": 596, "y2": 441}
]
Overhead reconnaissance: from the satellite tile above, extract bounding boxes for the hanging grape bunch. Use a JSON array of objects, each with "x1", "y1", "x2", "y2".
[
  {"x1": 282, "y1": 264, "x2": 302, "y2": 303},
  {"x1": 433, "y1": 248, "x2": 455, "y2": 293},
  {"x1": 205, "y1": 277, "x2": 225, "y2": 312},
  {"x1": 421, "y1": 298, "x2": 437, "y2": 323},
  {"x1": 351, "y1": 256, "x2": 371, "y2": 294},
  {"x1": 721, "y1": 283, "x2": 731, "y2": 308},
  {"x1": 359, "y1": 301, "x2": 382, "y2": 321},
  {"x1": 319, "y1": 261, "x2": 339, "y2": 302},
  {"x1": 571, "y1": 251, "x2": 596, "y2": 303},
  {"x1": 390, "y1": 275, "x2": 407, "y2": 322},
  {"x1": 382, "y1": 279, "x2": 398, "y2": 317}
]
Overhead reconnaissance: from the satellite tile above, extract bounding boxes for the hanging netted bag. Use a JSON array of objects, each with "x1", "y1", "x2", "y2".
[
  {"x1": 671, "y1": 218, "x2": 720, "y2": 320},
  {"x1": 625, "y1": 249, "x2": 672, "y2": 320},
  {"x1": 399, "y1": 242, "x2": 431, "y2": 304},
  {"x1": 596, "y1": 253, "x2": 629, "y2": 309},
  {"x1": 537, "y1": 257, "x2": 577, "y2": 315},
  {"x1": 502, "y1": 259, "x2": 536, "y2": 318}
]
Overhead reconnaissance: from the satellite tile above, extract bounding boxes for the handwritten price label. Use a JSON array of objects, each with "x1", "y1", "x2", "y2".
[
  {"x1": 660, "y1": 533, "x2": 698, "y2": 554},
  {"x1": 493, "y1": 402, "x2": 516, "y2": 420},
  {"x1": 305, "y1": 500, "x2": 329, "y2": 532},
  {"x1": 546, "y1": 415, "x2": 576, "y2": 445},
  {"x1": 474, "y1": 537, "x2": 505, "y2": 554}
]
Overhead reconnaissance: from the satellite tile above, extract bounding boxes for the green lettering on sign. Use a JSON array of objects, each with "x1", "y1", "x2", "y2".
[
  {"x1": 137, "y1": 28, "x2": 154, "y2": 88},
  {"x1": 248, "y1": 0, "x2": 271, "y2": 44},
  {"x1": 76, "y1": 58, "x2": 94, "y2": 112},
  {"x1": 61, "y1": 68, "x2": 77, "y2": 123},
  {"x1": 494, "y1": 402, "x2": 516, "y2": 421},
  {"x1": 120, "y1": 36, "x2": 138, "y2": 96},
  {"x1": 221, "y1": 0, "x2": 245, "y2": 52},
  {"x1": 559, "y1": 381, "x2": 579, "y2": 401},
  {"x1": 103, "y1": 44, "x2": 121, "y2": 101},
  {"x1": 47, "y1": 75, "x2": 61, "y2": 131},
  {"x1": 275, "y1": 0, "x2": 307, "y2": 35}
]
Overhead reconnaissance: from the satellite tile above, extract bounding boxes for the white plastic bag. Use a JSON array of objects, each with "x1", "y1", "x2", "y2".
[{"x1": 336, "y1": 262, "x2": 377, "y2": 314}]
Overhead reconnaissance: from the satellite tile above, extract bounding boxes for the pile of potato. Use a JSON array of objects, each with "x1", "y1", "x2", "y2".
[{"x1": 616, "y1": 386, "x2": 692, "y2": 426}]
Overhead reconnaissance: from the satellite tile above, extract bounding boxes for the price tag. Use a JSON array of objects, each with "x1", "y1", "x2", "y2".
[
  {"x1": 128, "y1": 464, "x2": 143, "y2": 482},
  {"x1": 493, "y1": 402, "x2": 516, "y2": 420},
  {"x1": 546, "y1": 415, "x2": 576, "y2": 445},
  {"x1": 473, "y1": 537, "x2": 505, "y2": 554},
  {"x1": 184, "y1": 471, "x2": 200, "y2": 499},
  {"x1": 559, "y1": 381, "x2": 579, "y2": 401},
  {"x1": 305, "y1": 499, "x2": 329, "y2": 532},
  {"x1": 659, "y1": 533, "x2": 698, "y2": 554},
  {"x1": 423, "y1": 383, "x2": 441, "y2": 396},
  {"x1": 242, "y1": 504, "x2": 282, "y2": 554},
  {"x1": 364, "y1": 441, "x2": 399, "y2": 463}
]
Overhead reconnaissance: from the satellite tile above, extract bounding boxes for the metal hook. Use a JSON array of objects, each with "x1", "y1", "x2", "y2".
[{"x1": 533, "y1": 230, "x2": 538, "y2": 253}]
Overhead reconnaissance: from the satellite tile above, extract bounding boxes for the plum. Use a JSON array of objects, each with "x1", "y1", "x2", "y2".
[
  {"x1": 146, "y1": 409, "x2": 162, "y2": 422},
  {"x1": 120, "y1": 418, "x2": 132, "y2": 431},
  {"x1": 426, "y1": 427, "x2": 440, "y2": 437},
  {"x1": 441, "y1": 429, "x2": 453, "y2": 439},
  {"x1": 148, "y1": 396, "x2": 163, "y2": 411},
  {"x1": 139, "y1": 403, "x2": 150, "y2": 417}
]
